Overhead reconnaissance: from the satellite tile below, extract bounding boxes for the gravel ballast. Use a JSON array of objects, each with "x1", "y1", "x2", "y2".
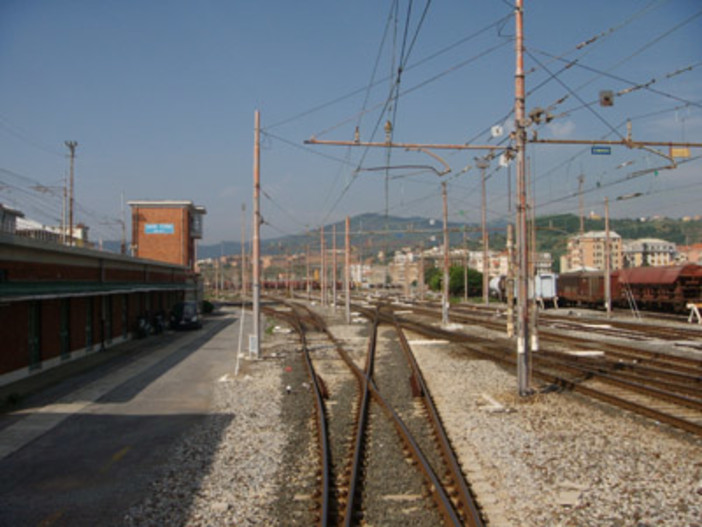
[
  {"x1": 123, "y1": 307, "x2": 702, "y2": 526},
  {"x1": 411, "y1": 341, "x2": 702, "y2": 527}
]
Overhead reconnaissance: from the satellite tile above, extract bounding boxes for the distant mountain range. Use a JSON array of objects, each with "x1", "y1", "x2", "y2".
[
  {"x1": 195, "y1": 213, "x2": 491, "y2": 259},
  {"x1": 100, "y1": 212, "x2": 702, "y2": 263}
]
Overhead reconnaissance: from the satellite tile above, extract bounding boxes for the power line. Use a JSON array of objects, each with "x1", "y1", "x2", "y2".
[
  {"x1": 531, "y1": 48, "x2": 702, "y2": 110},
  {"x1": 557, "y1": 6, "x2": 702, "y2": 98},
  {"x1": 261, "y1": 187, "x2": 309, "y2": 231},
  {"x1": 261, "y1": 131, "x2": 357, "y2": 166},
  {"x1": 318, "y1": 39, "x2": 512, "y2": 223},
  {"x1": 462, "y1": 0, "x2": 670, "y2": 157},
  {"x1": 264, "y1": 11, "x2": 512, "y2": 131},
  {"x1": 0, "y1": 115, "x2": 64, "y2": 158},
  {"x1": 526, "y1": 49, "x2": 625, "y2": 140}
]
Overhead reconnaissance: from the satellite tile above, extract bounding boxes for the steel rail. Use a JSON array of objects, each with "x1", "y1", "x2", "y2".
[
  {"x1": 408, "y1": 302, "x2": 702, "y2": 375},
  {"x1": 541, "y1": 333, "x2": 702, "y2": 375},
  {"x1": 296, "y1": 303, "x2": 464, "y2": 526},
  {"x1": 534, "y1": 348, "x2": 702, "y2": 394},
  {"x1": 440, "y1": 302, "x2": 702, "y2": 367},
  {"x1": 344, "y1": 310, "x2": 377, "y2": 527},
  {"x1": 261, "y1": 305, "x2": 332, "y2": 526},
  {"x1": 530, "y1": 351, "x2": 702, "y2": 413},
  {"x1": 388, "y1": 310, "x2": 485, "y2": 527},
  {"x1": 386, "y1": 312, "x2": 702, "y2": 437}
]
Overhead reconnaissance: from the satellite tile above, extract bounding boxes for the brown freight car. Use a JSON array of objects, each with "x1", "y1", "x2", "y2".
[
  {"x1": 557, "y1": 270, "x2": 607, "y2": 308},
  {"x1": 614, "y1": 264, "x2": 702, "y2": 312}
]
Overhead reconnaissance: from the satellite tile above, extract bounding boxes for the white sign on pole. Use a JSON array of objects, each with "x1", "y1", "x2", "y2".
[{"x1": 249, "y1": 335, "x2": 258, "y2": 357}]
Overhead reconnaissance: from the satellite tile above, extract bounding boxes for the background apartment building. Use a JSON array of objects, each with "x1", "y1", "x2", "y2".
[
  {"x1": 561, "y1": 231, "x2": 623, "y2": 272},
  {"x1": 622, "y1": 238, "x2": 676, "y2": 267}
]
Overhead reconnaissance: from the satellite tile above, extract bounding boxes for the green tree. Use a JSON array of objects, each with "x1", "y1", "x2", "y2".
[
  {"x1": 425, "y1": 267, "x2": 442, "y2": 291},
  {"x1": 425, "y1": 265, "x2": 484, "y2": 298}
]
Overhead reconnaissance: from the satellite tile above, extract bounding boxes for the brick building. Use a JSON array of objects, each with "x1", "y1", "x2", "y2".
[
  {"x1": 129, "y1": 200, "x2": 206, "y2": 270},
  {"x1": 0, "y1": 232, "x2": 195, "y2": 387}
]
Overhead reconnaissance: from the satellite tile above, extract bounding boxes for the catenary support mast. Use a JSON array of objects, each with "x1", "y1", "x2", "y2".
[
  {"x1": 65, "y1": 141, "x2": 77, "y2": 246},
  {"x1": 252, "y1": 111, "x2": 261, "y2": 358},
  {"x1": 515, "y1": 0, "x2": 532, "y2": 395}
]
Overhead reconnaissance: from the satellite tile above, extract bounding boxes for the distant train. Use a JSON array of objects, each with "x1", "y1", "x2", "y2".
[
  {"x1": 489, "y1": 264, "x2": 702, "y2": 313},
  {"x1": 558, "y1": 264, "x2": 702, "y2": 313},
  {"x1": 261, "y1": 280, "x2": 350, "y2": 291},
  {"x1": 489, "y1": 273, "x2": 558, "y2": 307}
]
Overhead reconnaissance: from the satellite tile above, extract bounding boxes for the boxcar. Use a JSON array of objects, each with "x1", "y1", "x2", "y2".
[
  {"x1": 557, "y1": 270, "x2": 606, "y2": 307},
  {"x1": 614, "y1": 264, "x2": 702, "y2": 312}
]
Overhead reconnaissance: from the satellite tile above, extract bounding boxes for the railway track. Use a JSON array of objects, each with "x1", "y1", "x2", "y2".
[
  {"x1": 448, "y1": 301, "x2": 702, "y2": 343},
  {"x1": 263, "y1": 300, "x2": 485, "y2": 526},
  {"x1": 360, "y1": 300, "x2": 702, "y2": 438}
]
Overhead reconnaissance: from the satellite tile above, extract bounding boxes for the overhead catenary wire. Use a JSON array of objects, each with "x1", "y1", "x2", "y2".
[
  {"x1": 261, "y1": 188, "x2": 310, "y2": 232},
  {"x1": 531, "y1": 49, "x2": 702, "y2": 111},
  {"x1": 546, "y1": 6, "x2": 702, "y2": 104},
  {"x1": 264, "y1": 10, "x2": 512, "y2": 132},
  {"x1": 0, "y1": 166, "x2": 124, "y2": 244},
  {"x1": 526, "y1": 49, "x2": 626, "y2": 141},
  {"x1": 318, "y1": 39, "x2": 512, "y2": 223},
  {"x1": 268, "y1": 3, "x2": 700, "y2": 242},
  {"x1": 523, "y1": 0, "x2": 670, "y2": 78},
  {"x1": 0, "y1": 115, "x2": 65, "y2": 158},
  {"x1": 467, "y1": 95, "x2": 702, "y2": 227},
  {"x1": 461, "y1": 0, "x2": 670, "y2": 156}
]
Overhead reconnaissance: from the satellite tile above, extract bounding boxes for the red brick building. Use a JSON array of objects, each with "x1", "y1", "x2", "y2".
[
  {"x1": 0, "y1": 232, "x2": 195, "y2": 387},
  {"x1": 128, "y1": 200, "x2": 206, "y2": 270}
]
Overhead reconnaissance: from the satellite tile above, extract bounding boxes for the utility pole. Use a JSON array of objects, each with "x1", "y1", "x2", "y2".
[
  {"x1": 477, "y1": 157, "x2": 490, "y2": 305},
  {"x1": 287, "y1": 248, "x2": 292, "y2": 297},
  {"x1": 345, "y1": 216, "x2": 351, "y2": 323},
  {"x1": 241, "y1": 203, "x2": 247, "y2": 297},
  {"x1": 419, "y1": 242, "x2": 425, "y2": 302},
  {"x1": 528, "y1": 156, "x2": 539, "y2": 353},
  {"x1": 61, "y1": 173, "x2": 67, "y2": 244},
  {"x1": 306, "y1": 244, "x2": 311, "y2": 301},
  {"x1": 215, "y1": 257, "x2": 220, "y2": 297},
  {"x1": 578, "y1": 174, "x2": 585, "y2": 234},
  {"x1": 506, "y1": 224, "x2": 515, "y2": 337},
  {"x1": 320, "y1": 225, "x2": 326, "y2": 306},
  {"x1": 252, "y1": 111, "x2": 261, "y2": 359},
  {"x1": 514, "y1": 0, "x2": 532, "y2": 395},
  {"x1": 65, "y1": 141, "x2": 77, "y2": 246},
  {"x1": 604, "y1": 197, "x2": 612, "y2": 318},
  {"x1": 442, "y1": 181, "x2": 450, "y2": 326},
  {"x1": 120, "y1": 191, "x2": 126, "y2": 254},
  {"x1": 332, "y1": 224, "x2": 337, "y2": 307},
  {"x1": 463, "y1": 231, "x2": 468, "y2": 303},
  {"x1": 221, "y1": 243, "x2": 225, "y2": 294}
]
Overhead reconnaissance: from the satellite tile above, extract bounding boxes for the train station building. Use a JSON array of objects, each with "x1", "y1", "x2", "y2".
[
  {"x1": 0, "y1": 203, "x2": 200, "y2": 388},
  {"x1": 128, "y1": 200, "x2": 206, "y2": 271}
]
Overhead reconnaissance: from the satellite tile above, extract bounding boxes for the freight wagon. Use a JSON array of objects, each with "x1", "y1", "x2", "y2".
[{"x1": 558, "y1": 264, "x2": 702, "y2": 313}]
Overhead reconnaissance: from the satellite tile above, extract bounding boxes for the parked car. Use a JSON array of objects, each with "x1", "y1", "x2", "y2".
[{"x1": 170, "y1": 301, "x2": 202, "y2": 330}]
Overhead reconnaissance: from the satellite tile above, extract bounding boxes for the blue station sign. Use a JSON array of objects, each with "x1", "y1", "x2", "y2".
[
  {"x1": 591, "y1": 146, "x2": 612, "y2": 155},
  {"x1": 144, "y1": 223, "x2": 175, "y2": 234}
]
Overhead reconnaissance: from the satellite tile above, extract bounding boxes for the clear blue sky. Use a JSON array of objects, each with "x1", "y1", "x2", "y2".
[{"x1": 1, "y1": 0, "x2": 700, "y2": 246}]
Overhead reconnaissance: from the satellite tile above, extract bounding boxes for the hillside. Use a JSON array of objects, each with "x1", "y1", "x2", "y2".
[{"x1": 191, "y1": 213, "x2": 701, "y2": 263}]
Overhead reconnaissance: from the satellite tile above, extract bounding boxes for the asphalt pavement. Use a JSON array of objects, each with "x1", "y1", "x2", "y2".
[{"x1": 0, "y1": 308, "x2": 244, "y2": 526}]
